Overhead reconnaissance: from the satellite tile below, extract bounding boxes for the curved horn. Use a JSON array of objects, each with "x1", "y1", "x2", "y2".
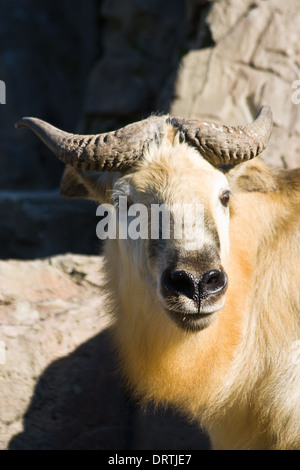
[
  {"x1": 16, "y1": 107, "x2": 272, "y2": 171},
  {"x1": 168, "y1": 106, "x2": 273, "y2": 167},
  {"x1": 15, "y1": 116, "x2": 165, "y2": 172}
]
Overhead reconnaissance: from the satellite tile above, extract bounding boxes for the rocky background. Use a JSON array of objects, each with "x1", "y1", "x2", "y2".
[{"x1": 1, "y1": 0, "x2": 300, "y2": 450}]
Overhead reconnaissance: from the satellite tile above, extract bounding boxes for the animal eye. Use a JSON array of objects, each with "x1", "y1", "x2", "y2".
[
  {"x1": 113, "y1": 195, "x2": 132, "y2": 209},
  {"x1": 220, "y1": 190, "x2": 231, "y2": 207},
  {"x1": 113, "y1": 197, "x2": 119, "y2": 209}
]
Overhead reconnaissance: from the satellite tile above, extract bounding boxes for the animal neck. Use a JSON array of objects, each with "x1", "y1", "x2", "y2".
[
  {"x1": 105, "y1": 183, "x2": 300, "y2": 450},
  {"x1": 106, "y1": 233, "x2": 251, "y2": 419},
  {"x1": 205, "y1": 189, "x2": 300, "y2": 449}
]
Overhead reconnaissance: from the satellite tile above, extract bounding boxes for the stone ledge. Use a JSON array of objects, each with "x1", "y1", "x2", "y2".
[{"x1": 0, "y1": 190, "x2": 99, "y2": 260}]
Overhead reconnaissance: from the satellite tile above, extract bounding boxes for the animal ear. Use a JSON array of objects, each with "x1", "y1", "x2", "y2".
[
  {"x1": 227, "y1": 158, "x2": 278, "y2": 193},
  {"x1": 60, "y1": 166, "x2": 119, "y2": 204}
]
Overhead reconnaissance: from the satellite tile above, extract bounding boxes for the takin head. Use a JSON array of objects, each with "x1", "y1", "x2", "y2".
[{"x1": 15, "y1": 107, "x2": 273, "y2": 333}]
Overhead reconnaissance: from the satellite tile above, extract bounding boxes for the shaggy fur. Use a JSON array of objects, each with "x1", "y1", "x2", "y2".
[{"x1": 60, "y1": 126, "x2": 300, "y2": 449}]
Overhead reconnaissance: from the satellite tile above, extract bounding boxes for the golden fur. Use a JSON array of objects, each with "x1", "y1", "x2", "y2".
[{"x1": 62, "y1": 130, "x2": 300, "y2": 450}]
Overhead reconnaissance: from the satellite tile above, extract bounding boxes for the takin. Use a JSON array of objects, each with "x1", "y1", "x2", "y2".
[{"x1": 16, "y1": 106, "x2": 300, "y2": 450}]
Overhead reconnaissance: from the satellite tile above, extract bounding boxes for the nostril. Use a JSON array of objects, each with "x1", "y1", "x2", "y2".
[
  {"x1": 161, "y1": 269, "x2": 196, "y2": 300},
  {"x1": 162, "y1": 269, "x2": 227, "y2": 301},
  {"x1": 200, "y1": 270, "x2": 227, "y2": 295}
]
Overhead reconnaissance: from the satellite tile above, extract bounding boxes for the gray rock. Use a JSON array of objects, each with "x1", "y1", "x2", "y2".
[
  {"x1": 0, "y1": 0, "x2": 97, "y2": 190},
  {"x1": 0, "y1": 191, "x2": 99, "y2": 259},
  {"x1": 171, "y1": 0, "x2": 300, "y2": 169},
  {"x1": 83, "y1": 0, "x2": 188, "y2": 130},
  {"x1": 4, "y1": 0, "x2": 300, "y2": 195}
]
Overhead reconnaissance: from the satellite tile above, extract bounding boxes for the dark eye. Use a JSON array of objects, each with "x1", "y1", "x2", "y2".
[
  {"x1": 113, "y1": 195, "x2": 132, "y2": 209},
  {"x1": 220, "y1": 190, "x2": 231, "y2": 207}
]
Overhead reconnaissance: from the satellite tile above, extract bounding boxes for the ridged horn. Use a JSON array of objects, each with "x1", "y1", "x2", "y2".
[
  {"x1": 15, "y1": 116, "x2": 165, "y2": 172},
  {"x1": 168, "y1": 106, "x2": 273, "y2": 167},
  {"x1": 16, "y1": 106, "x2": 272, "y2": 172}
]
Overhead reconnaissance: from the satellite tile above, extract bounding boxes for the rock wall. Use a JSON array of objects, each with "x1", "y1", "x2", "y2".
[
  {"x1": 83, "y1": 0, "x2": 188, "y2": 133},
  {"x1": 83, "y1": 0, "x2": 300, "y2": 169},
  {"x1": 0, "y1": 191, "x2": 99, "y2": 260},
  {"x1": 0, "y1": 0, "x2": 98, "y2": 191},
  {"x1": 171, "y1": 0, "x2": 300, "y2": 169},
  {"x1": 3, "y1": 0, "x2": 300, "y2": 258},
  {"x1": 2, "y1": 0, "x2": 300, "y2": 193}
]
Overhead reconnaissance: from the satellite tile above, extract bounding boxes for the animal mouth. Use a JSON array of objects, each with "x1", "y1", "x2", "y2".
[
  {"x1": 163, "y1": 292, "x2": 226, "y2": 332},
  {"x1": 165, "y1": 308, "x2": 218, "y2": 332}
]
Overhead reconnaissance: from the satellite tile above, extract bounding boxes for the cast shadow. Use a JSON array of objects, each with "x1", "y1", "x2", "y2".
[{"x1": 9, "y1": 327, "x2": 210, "y2": 450}]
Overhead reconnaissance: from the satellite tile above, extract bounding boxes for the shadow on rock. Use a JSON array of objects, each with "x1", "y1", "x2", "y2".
[{"x1": 9, "y1": 327, "x2": 209, "y2": 450}]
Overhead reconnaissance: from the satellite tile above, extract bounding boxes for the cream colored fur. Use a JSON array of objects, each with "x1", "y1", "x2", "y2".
[{"x1": 64, "y1": 129, "x2": 300, "y2": 450}]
